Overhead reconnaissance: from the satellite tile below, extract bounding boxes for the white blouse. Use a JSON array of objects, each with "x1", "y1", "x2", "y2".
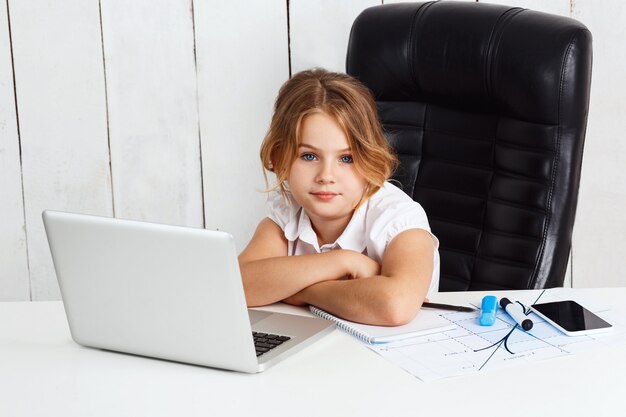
[{"x1": 267, "y1": 181, "x2": 440, "y2": 296}]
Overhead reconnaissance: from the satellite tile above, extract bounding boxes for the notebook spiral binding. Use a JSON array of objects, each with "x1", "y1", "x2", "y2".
[{"x1": 309, "y1": 305, "x2": 374, "y2": 344}]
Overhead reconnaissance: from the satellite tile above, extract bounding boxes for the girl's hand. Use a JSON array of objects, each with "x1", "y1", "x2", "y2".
[{"x1": 344, "y1": 250, "x2": 380, "y2": 279}]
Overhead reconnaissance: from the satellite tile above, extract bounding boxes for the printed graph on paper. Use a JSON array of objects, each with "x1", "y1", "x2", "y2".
[{"x1": 366, "y1": 290, "x2": 626, "y2": 382}]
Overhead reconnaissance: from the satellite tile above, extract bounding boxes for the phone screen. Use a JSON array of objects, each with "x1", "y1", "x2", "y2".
[{"x1": 531, "y1": 300, "x2": 611, "y2": 332}]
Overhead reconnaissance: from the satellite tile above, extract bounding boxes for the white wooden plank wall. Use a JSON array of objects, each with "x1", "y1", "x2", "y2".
[
  {"x1": 194, "y1": 0, "x2": 288, "y2": 252},
  {"x1": 8, "y1": 0, "x2": 113, "y2": 300},
  {"x1": 0, "y1": 0, "x2": 624, "y2": 300},
  {"x1": 0, "y1": 0, "x2": 29, "y2": 300},
  {"x1": 290, "y1": 0, "x2": 380, "y2": 74},
  {"x1": 100, "y1": 0, "x2": 203, "y2": 227}
]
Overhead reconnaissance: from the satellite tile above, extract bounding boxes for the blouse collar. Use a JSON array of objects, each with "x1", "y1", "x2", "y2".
[{"x1": 283, "y1": 201, "x2": 368, "y2": 253}]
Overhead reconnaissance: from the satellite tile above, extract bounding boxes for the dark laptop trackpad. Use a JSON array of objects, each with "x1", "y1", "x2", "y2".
[{"x1": 248, "y1": 310, "x2": 272, "y2": 325}]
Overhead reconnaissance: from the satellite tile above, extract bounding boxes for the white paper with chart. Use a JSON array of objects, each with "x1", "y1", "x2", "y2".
[{"x1": 365, "y1": 288, "x2": 626, "y2": 382}]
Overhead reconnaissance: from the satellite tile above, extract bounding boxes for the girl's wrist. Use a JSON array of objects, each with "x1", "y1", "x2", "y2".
[{"x1": 336, "y1": 249, "x2": 358, "y2": 278}]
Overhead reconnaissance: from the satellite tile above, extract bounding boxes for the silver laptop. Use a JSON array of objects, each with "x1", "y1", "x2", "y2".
[{"x1": 42, "y1": 210, "x2": 334, "y2": 373}]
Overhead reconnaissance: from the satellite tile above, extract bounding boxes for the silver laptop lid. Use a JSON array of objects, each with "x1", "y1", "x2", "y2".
[{"x1": 43, "y1": 210, "x2": 259, "y2": 373}]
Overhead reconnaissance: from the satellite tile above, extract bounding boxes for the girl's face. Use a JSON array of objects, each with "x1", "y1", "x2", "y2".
[{"x1": 287, "y1": 112, "x2": 367, "y2": 228}]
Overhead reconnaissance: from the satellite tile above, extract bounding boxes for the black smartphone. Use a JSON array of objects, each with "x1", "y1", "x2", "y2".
[{"x1": 531, "y1": 300, "x2": 612, "y2": 336}]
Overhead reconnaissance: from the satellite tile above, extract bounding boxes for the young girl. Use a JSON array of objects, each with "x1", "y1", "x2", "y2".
[{"x1": 238, "y1": 69, "x2": 439, "y2": 326}]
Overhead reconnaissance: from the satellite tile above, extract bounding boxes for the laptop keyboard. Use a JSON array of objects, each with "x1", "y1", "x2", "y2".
[{"x1": 252, "y1": 331, "x2": 291, "y2": 357}]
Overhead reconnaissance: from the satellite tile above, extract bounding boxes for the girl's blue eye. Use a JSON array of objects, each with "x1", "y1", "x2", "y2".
[
  {"x1": 340, "y1": 155, "x2": 353, "y2": 163},
  {"x1": 302, "y1": 153, "x2": 316, "y2": 161}
]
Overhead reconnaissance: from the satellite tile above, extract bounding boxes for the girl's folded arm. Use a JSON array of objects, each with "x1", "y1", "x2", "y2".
[
  {"x1": 238, "y1": 218, "x2": 374, "y2": 307},
  {"x1": 289, "y1": 228, "x2": 435, "y2": 326}
]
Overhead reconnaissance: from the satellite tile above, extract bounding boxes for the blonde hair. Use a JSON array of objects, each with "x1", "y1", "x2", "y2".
[{"x1": 260, "y1": 68, "x2": 398, "y2": 203}]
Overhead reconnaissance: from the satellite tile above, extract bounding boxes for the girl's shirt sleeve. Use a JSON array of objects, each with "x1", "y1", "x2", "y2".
[
  {"x1": 266, "y1": 190, "x2": 293, "y2": 231},
  {"x1": 365, "y1": 183, "x2": 441, "y2": 295}
]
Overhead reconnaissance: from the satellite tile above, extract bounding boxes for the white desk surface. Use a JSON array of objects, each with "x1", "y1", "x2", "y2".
[{"x1": 2, "y1": 288, "x2": 625, "y2": 417}]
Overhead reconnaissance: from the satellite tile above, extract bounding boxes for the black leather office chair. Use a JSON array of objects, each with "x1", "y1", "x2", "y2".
[{"x1": 347, "y1": 1, "x2": 592, "y2": 291}]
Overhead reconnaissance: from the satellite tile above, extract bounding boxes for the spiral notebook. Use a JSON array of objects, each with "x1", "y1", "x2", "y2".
[{"x1": 309, "y1": 306, "x2": 456, "y2": 344}]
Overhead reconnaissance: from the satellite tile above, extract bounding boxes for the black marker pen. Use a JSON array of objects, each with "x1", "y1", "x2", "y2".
[{"x1": 500, "y1": 297, "x2": 533, "y2": 331}]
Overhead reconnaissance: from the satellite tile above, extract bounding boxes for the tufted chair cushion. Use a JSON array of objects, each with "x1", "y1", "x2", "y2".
[{"x1": 347, "y1": 1, "x2": 592, "y2": 290}]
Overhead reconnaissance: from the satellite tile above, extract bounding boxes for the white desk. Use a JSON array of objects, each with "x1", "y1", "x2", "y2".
[{"x1": 2, "y1": 288, "x2": 625, "y2": 417}]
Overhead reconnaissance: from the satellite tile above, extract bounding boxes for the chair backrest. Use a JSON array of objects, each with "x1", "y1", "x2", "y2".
[{"x1": 347, "y1": 1, "x2": 592, "y2": 291}]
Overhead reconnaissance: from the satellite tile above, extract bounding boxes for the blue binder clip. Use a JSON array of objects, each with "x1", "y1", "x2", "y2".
[{"x1": 479, "y1": 295, "x2": 498, "y2": 326}]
